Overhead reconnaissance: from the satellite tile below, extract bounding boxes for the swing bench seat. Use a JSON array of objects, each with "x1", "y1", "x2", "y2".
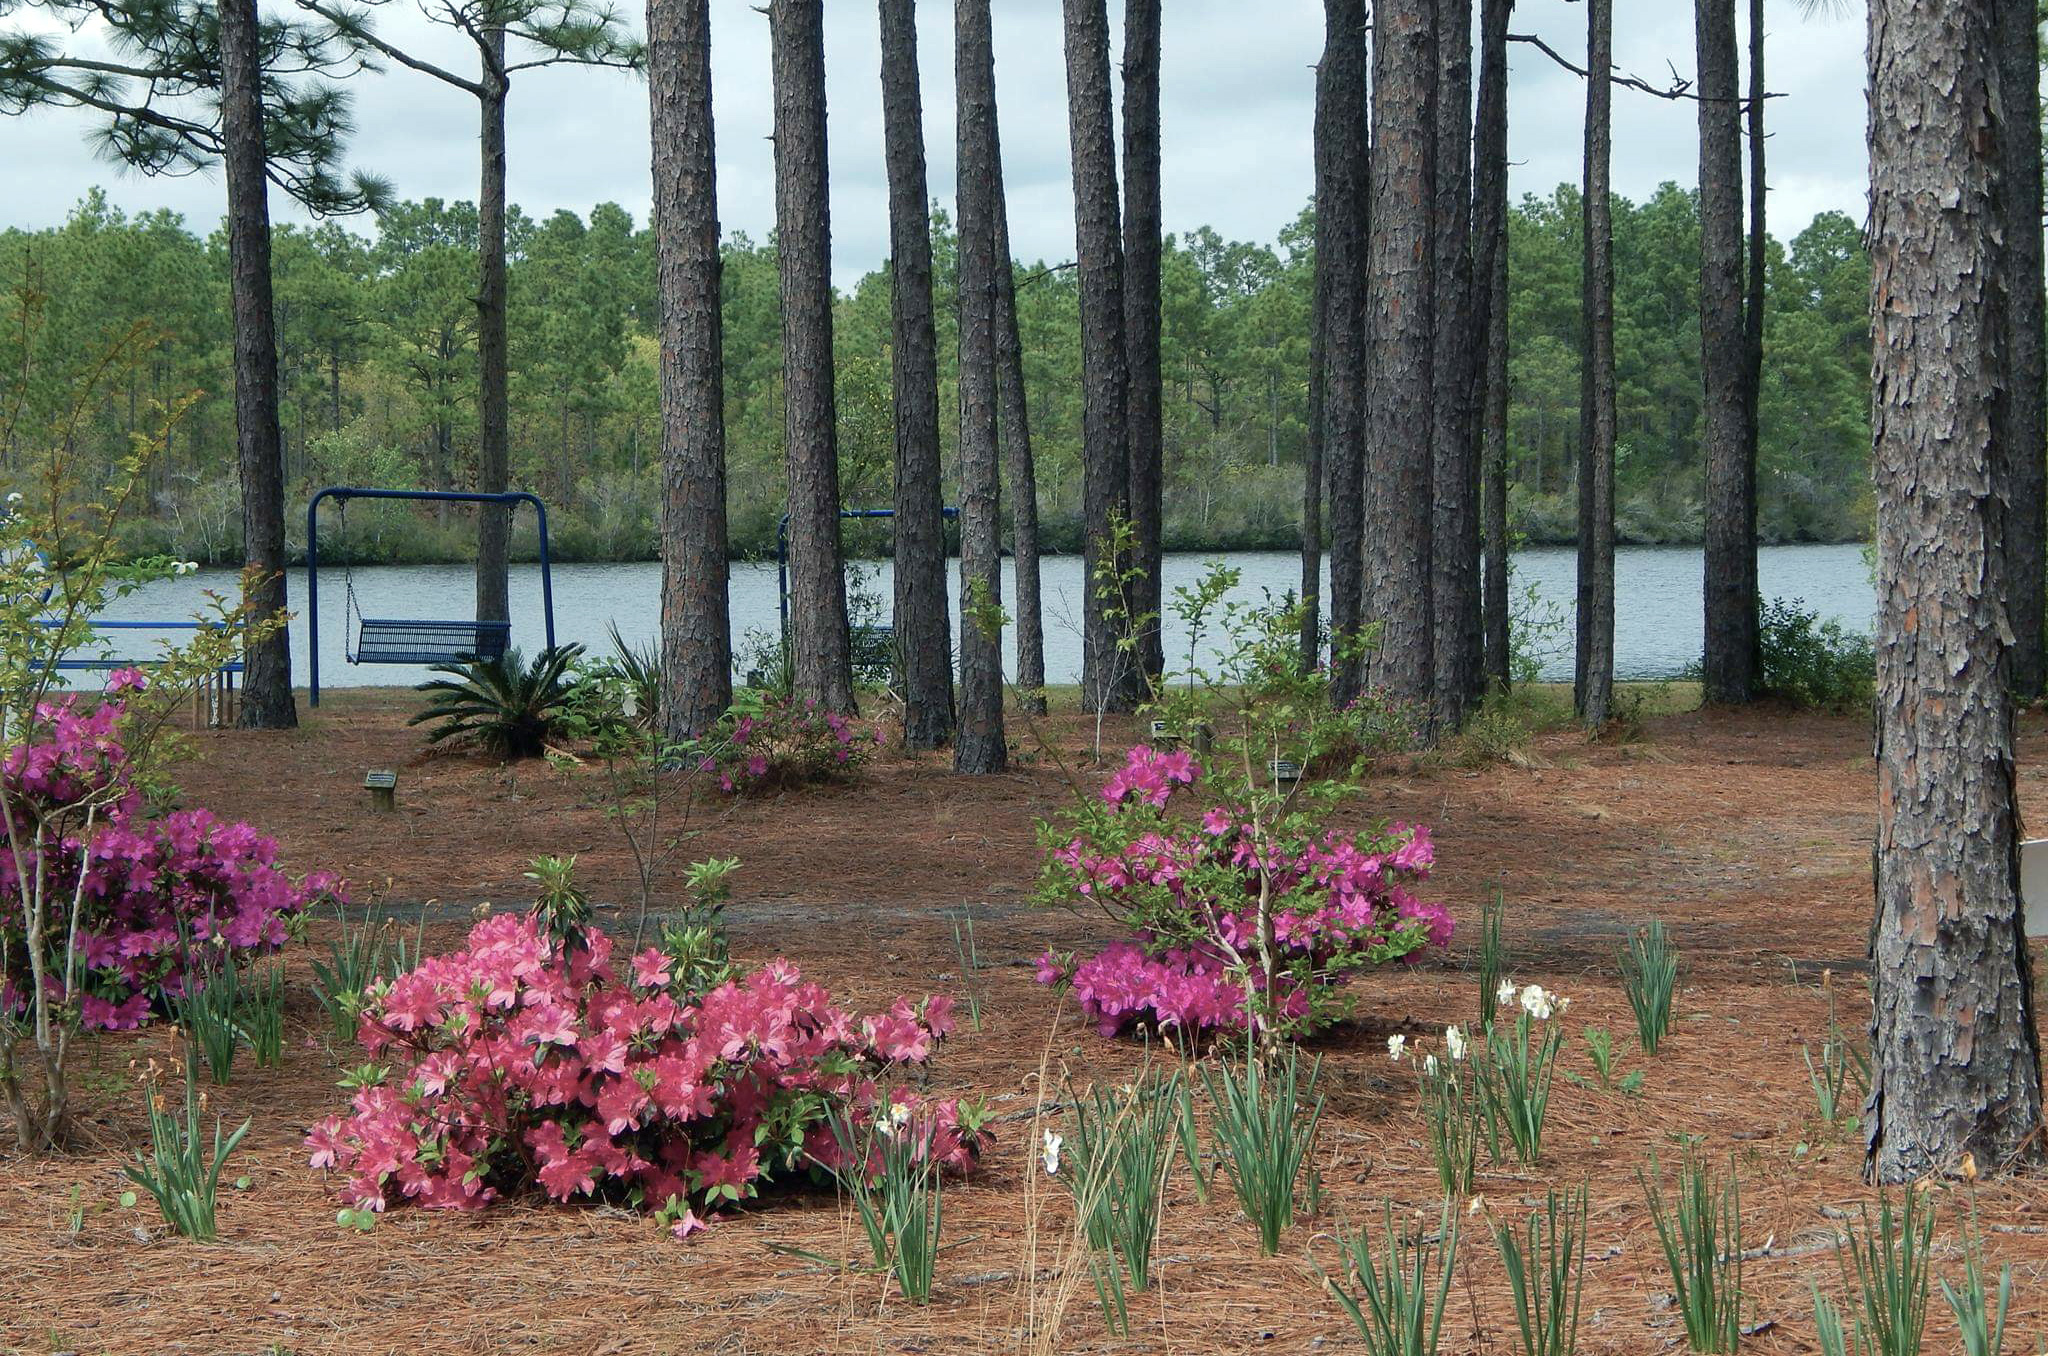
[{"x1": 354, "y1": 617, "x2": 511, "y2": 665}]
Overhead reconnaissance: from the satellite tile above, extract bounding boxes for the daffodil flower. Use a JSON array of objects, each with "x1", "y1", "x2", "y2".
[
  {"x1": 1041, "y1": 1129, "x2": 1062, "y2": 1176},
  {"x1": 1386, "y1": 1033, "x2": 1408, "y2": 1061}
]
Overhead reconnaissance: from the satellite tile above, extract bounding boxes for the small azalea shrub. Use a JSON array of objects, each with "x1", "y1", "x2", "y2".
[
  {"x1": 306, "y1": 897, "x2": 987, "y2": 1234},
  {"x1": 1037, "y1": 746, "x2": 1449, "y2": 1038},
  {"x1": 1036, "y1": 573, "x2": 1452, "y2": 1042},
  {"x1": 695, "y1": 689, "x2": 881, "y2": 795},
  {"x1": 1, "y1": 690, "x2": 338, "y2": 1032}
]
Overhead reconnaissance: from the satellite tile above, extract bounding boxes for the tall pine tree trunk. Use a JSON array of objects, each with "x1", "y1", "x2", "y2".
[
  {"x1": 1573, "y1": 0, "x2": 1615, "y2": 726},
  {"x1": 649, "y1": 0, "x2": 731, "y2": 740},
  {"x1": 1430, "y1": 0, "x2": 1479, "y2": 726},
  {"x1": 881, "y1": 0, "x2": 955, "y2": 749},
  {"x1": 993, "y1": 119, "x2": 1046, "y2": 715},
  {"x1": 769, "y1": 0, "x2": 854, "y2": 714},
  {"x1": 222, "y1": 0, "x2": 295, "y2": 730},
  {"x1": 1122, "y1": 0, "x2": 1164, "y2": 686},
  {"x1": 1698, "y1": 0, "x2": 1756, "y2": 703},
  {"x1": 1319, "y1": 0, "x2": 1370, "y2": 703},
  {"x1": 1866, "y1": 0, "x2": 2043, "y2": 1183},
  {"x1": 954, "y1": 0, "x2": 1007, "y2": 773},
  {"x1": 1475, "y1": 0, "x2": 1513, "y2": 692},
  {"x1": 1365, "y1": 0, "x2": 1435, "y2": 715},
  {"x1": 1999, "y1": 0, "x2": 2046, "y2": 698},
  {"x1": 476, "y1": 30, "x2": 512, "y2": 628},
  {"x1": 1062, "y1": 0, "x2": 1142, "y2": 714}
]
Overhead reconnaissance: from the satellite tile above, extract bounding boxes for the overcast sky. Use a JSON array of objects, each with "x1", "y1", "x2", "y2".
[{"x1": 2, "y1": 0, "x2": 1868, "y2": 287}]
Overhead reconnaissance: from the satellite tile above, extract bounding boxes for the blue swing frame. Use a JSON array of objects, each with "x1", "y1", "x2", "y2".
[
  {"x1": 306, "y1": 486, "x2": 557, "y2": 706},
  {"x1": 775, "y1": 505, "x2": 959, "y2": 653}
]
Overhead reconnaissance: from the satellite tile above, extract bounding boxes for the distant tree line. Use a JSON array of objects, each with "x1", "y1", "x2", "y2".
[{"x1": 0, "y1": 184, "x2": 1872, "y2": 565}]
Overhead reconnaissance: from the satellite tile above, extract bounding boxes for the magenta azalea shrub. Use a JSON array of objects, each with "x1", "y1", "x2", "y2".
[
  {"x1": 0, "y1": 687, "x2": 339, "y2": 1030},
  {"x1": 1036, "y1": 745, "x2": 1452, "y2": 1038},
  {"x1": 696, "y1": 691, "x2": 881, "y2": 795},
  {"x1": 306, "y1": 910, "x2": 987, "y2": 1235}
]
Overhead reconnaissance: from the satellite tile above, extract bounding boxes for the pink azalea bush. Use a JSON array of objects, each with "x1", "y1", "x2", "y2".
[
  {"x1": 0, "y1": 684, "x2": 339, "y2": 1031},
  {"x1": 306, "y1": 908, "x2": 987, "y2": 1234},
  {"x1": 696, "y1": 691, "x2": 881, "y2": 795},
  {"x1": 1036, "y1": 745, "x2": 1452, "y2": 1038}
]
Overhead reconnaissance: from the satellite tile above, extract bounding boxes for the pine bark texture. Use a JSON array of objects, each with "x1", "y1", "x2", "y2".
[
  {"x1": 476, "y1": 30, "x2": 512, "y2": 628},
  {"x1": 1319, "y1": 0, "x2": 1369, "y2": 704},
  {"x1": 953, "y1": 0, "x2": 1007, "y2": 774},
  {"x1": 221, "y1": 0, "x2": 296, "y2": 730},
  {"x1": 1998, "y1": 0, "x2": 2046, "y2": 698},
  {"x1": 993, "y1": 132, "x2": 1046, "y2": 714},
  {"x1": 1429, "y1": 0, "x2": 1479, "y2": 726},
  {"x1": 649, "y1": 0, "x2": 731, "y2": 740},
  {"x1": 1121, "y1": 0, "x2": 1164, "y2": 685},
  {"x1": 1698, "y1": 0, "x2": 1756, "y2": 704},
  {"x1": 881, "y1": 0, "x2": 955, "y2": 749},
  {"x1": 1365, "y1": 0, "x2": 1436, "y2": 713},
  {"x1": 1475, "y1": 0, "x2": 1513, "y2": 692},
  {"x1": 770, "y1": 0, "x2": 854, "y2": 714},
  {"x1": 1866, "y1": 0, "x2": 2044, "y2": 1183},
  {"x1": 1573, "y1": 0, "x2": 1615, "y2": 726},
  {"x1": 1061, "y1": 0, "x2": 1142, "y2": 713}
]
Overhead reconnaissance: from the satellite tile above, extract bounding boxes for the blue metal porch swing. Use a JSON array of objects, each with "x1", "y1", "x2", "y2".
[{"x1": 305, "y1": 486, "x2": 556, "y2": 706}]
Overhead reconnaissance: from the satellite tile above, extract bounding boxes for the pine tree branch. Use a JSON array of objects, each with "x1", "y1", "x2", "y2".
[{"x1": 1506, "y1": 31, "x2": 1782, "y2": 106}]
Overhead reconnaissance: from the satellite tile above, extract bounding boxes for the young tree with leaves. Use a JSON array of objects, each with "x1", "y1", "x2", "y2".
[
  {"x1": 2, "y1": 0, "x2": 382, "y2": 728},
  {"x1": 646, "y1": 0, "x2": 729, "y2": 739},
  {"x1": 880, "y1": 0, "x2": 953, "y2": 750},
  {"x1": 954, "y1": 0, "x2": 1006, "y2": 774},
  {"x1": 1865, "y1": 0, "x2": 2044, "y2": 1184},
  {"x1": 297, "y1": 0, "x2": 641, "y2": 628}
]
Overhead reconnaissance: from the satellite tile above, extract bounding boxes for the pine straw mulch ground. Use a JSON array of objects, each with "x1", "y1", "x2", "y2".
[{"x1": 4, "y1": 692, "x2": 2048, "y2": 1355}]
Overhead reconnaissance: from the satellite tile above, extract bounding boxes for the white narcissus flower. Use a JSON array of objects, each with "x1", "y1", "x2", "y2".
[
  {"x1": 882, "y1": 1102, "x2": 911, "y2": 1137},
  {"x1": 1041, "y1": 1129, "x2": 1063, "y2": 1176},
  {"x1": 1445, "y1": 1025, "x2": 1468, "y2": 1062},
  {"x1": 1496, "y1": 979, "x2": 1517, "y2": 1009},
  {"x1": 1386, "y1": 1034, "x2": 1408, "y2": 1062},
  {"x1": 5, "y1": 491, "x2": 21, "y2": 503},
  {"x1": 1520, "y1": 984, "x2": 1556, "y2": 1020},
  {"x1": 1423, "y1": 1053, "x2": 1439, "y2": 1076}
]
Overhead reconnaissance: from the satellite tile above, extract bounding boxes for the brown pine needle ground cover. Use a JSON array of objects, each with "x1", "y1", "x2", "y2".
[{"x1": 5, "y1": 692, "x2": 2047, "y2": 1355}]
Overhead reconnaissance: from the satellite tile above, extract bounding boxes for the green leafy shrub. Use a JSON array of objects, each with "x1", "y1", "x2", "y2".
[
  {"x1": 1757, "y1": 597, "x2": 1873, "y2": 710},
  {"x1": 409, "y1": 643, "x2": 589, "y2": 760}
]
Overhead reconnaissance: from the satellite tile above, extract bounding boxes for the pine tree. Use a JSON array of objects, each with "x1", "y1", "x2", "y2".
[
  {"x1": 647, "y1": 0, "x2": 731, "y2": 739},
  {"x1": 768, "y1": 0, "x2": 854, "y2": 714},
  {"x1": 954, "y1": 0, "x2": 1007, "y2": 773},
  {"x1": 1866, "y1": 0, "x2": 2044, "y2": 1183},
  {"x1": 298, "y1": 0, "x2": 641, "y2": 628},
  {"x1": 881, "y1": 0, "x2": 955, "y2": 749}
]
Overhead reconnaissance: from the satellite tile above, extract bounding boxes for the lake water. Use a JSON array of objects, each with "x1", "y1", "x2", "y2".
[{"x1": 103, "y1": 542, "x2": 1873, "y2": 694}]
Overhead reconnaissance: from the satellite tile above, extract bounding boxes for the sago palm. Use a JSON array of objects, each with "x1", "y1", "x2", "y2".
[{"x1": 409, "y1": 643, "x2": 587, "y2": 760}]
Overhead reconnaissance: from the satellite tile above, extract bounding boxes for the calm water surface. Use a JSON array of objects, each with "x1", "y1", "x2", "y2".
[{"x1": 108, "y1": 542, "x2": 1871, "y2": 692}]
